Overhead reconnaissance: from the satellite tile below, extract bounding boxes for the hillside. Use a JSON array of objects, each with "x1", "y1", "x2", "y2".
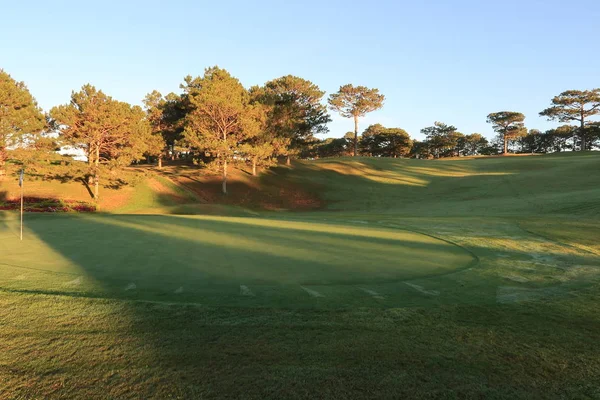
[
  {"x1": 1, "y1": 152, "x2": 599, "y2": 217},
  {"x1": 283, "y1": 152, "x2": 600, "y2": 217}
]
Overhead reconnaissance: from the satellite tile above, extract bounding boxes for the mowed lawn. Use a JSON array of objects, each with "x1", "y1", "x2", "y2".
[
  {"x1": 1, "y1": 153, "x2": 600, "y2": 399},
  {"x1": 0, "y1": 214, "x2": 473, "y2": 308}
]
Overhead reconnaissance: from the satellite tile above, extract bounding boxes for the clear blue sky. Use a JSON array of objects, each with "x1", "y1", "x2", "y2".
[{"x1": 2, "y1": 0, "x2": 599, "y2": 140}]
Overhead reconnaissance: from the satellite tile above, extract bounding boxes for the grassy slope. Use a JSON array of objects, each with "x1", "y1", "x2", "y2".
[
  {"x1": 283, "y1": 152, "x2": 600, "y2": 217},
  {"x1": 0, "y1": 162, "x2": 321, "y2": 214},
  {"x1": 2, "y1": 153, "x2": 600, "y2": 399}
]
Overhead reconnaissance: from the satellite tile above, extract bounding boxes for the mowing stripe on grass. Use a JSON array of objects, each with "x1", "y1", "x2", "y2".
[
  {"x1": 239, "y1": 285, "x2": 254, "y2": 297},
  {"x1": 359, "y1": 287, "x2": 385, "y2": 300},
  {"x1": 300, "y1": 286, "x2": 324, "y2": 298},
  {"x1": 405, "y1": 282, "x2": 440, "y2": 296}
]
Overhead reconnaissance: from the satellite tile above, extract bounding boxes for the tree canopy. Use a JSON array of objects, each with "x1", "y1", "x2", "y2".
[
  {"x1": 183, "y1": 67, "x2": 261, "y2": 194},
  {"x1": 4, "y1": 65, "x2": 600, "y2": 198},
  {"x1": 539, "y1": 89, "x2": 600, "y2": 151},
  {"x1": 49, "y1": 84, "x2": 153, "y2": 199},
  {"x1": 360, "y1": 124, "x2": 412, "y2": 158},
  {"x1": 0, "y1": 70, "x2": 45, "y2": 176},
  {"x1": 251, "y1": 75, "x2": 330, "y2": 164},
  {"x1": 486, "y1": 111, "x2": 526, "y2": 154},
  {"x1": 328, "y1": 84, "x2": 384, "y2": 156},
  {"x1": 456, "y1": 133, "x2": 490, "y2": 156},
  {"x1": 421, "y1": 122, "x2": 461, "y2": 158}
]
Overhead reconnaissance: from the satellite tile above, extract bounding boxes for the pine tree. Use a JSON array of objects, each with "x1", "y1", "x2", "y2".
[
  {"x1": 0, "y1": 70, "x2": 45, "y2": 177},
  {"x1": 328, "y1": 85, "x2": 384, "y2": 156},
  {"x1": 183, "y1": 67, "x2": 261, "y2": 194}
]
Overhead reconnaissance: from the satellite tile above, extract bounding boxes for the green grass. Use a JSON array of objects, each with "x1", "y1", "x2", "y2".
[
  {"x1": 283, "y1": 152, "x2": 600, "y2": 217},
  {"x1": 0, "y1": 214, "x2": 474, "y2": 307},
  {"x1": 1, "y1": 152, "x2": 600, "y2": 398}
]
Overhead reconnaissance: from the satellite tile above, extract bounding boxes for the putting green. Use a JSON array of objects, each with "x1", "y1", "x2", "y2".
[{"x1": 0, "y1": 214, "x2": 473, "y2": 301}]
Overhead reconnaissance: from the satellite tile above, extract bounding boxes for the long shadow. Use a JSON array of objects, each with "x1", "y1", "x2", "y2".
[
  {"x1": 78, "y1": 177, "x2": 94, "y2": 199},
  {"x1": 15, "y1": 213, "x2": 600, "y2": 398},
  {"x1": 9, "y1": 153, "x2": 600, "y2": 397},
  {"x1": 152, "y1": 153, "x2": 600, "y2": 217},
  {"x1": 267, "y1": 154, "x2": 600, "y2": 216},
  {"x1": 24, "y1": 214, "x2": 472, "y2": 292},
  {"x1": 0, "y1": 190, "x2": 8, "y2": 232}
]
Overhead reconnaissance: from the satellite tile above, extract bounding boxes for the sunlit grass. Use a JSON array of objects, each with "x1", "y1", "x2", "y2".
[
  {"x1": 2, "y1": 153, "x2": 600, "y2": 398},
  {"x1": 0, "y1": 214, "x2": 473, "y2": 297},
  {"x1": 2, "y1": 212, "x2": 600, "y2": 398}
]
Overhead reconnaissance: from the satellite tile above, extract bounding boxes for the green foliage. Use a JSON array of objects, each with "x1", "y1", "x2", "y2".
[
  {"x1": 343, "y1": 131, "x2": 355, "y2": 140},
  {"x1": 508, "y1": 124, "x2": 600, "y2": 154},
  {"x1": 420, "y1": 122, "x2": 461, "y2": 158},
  {"x1": 486, "y1": 111, "x2": 526, "y2": 154},
  {"x1": 239, "y1": 139, "x2": 275, "y2": 176},
  {"x1": 328, "y1": 84, "x2": 385, "y2": 156},
  {"x1": 456, "y1": 133, "x2": 490, "y2": 156},
  {"x1": 49, "y1": 84, "x2": 153, "y2": 199},
  {"x1": 250, "y1": 75, "x2": 330, "y2": 161},
  {"x1": 328, "y1": 84, "x2": 385, "y2": 119},
  {"x1": 517, "y1": 129, "x2": 543, "y2": 153},
  {"x1": 142, "y1": 90, "x2": 182, "y2": 162},
  {"x1": 540, "y1": 89, "x2": 600, "y2": 151},
  {"x1": 587, "y1": 122, "x2": 600, "y2": 149},
  {"x1": 542, "y1": 125, "x2": 578, "y2": 152},
  {"x1": 182, "y1": 67, "x2": 261, "y2": 193},
  {"x1": 314, "y1": 137, "x2": 351, "y2": 158},
  {"x1": 0, "y1": 69, "x2": 45, "y2": 174},
  {"x1": 360, "y1": 124, "x2": 412, "y2": 157},
  {"x1": 409, "y1": 140, "x2": 432, "y2": 159}
]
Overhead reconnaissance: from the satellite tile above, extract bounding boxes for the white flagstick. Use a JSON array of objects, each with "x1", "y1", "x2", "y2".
[{"x1": 19, "y1": 169, "x2": 24, "y2": 241}]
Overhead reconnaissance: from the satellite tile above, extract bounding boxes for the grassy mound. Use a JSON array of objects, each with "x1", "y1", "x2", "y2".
[{"x1": 2, "y1": 152, "x2": 597, "y2": 216}]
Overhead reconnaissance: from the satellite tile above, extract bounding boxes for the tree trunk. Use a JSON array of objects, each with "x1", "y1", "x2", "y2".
[
  {"x1": 252, "y1": 158, "x2": 257, "y2": 176},
  {"x1": 0, "y1": 146, "x2": 6, "y2": 178},
  {"x1": 94, "y1": 176, "x2": 99, "y2": 200},
  {"x1": 353, "y1": 115, "x2": 359, "y2": 157},
  {"x1": 286, "y1": 155, "x2": 291, "y2": 166},
  {"x1": 94, "y1": 146, "x2": 100, "y2": 201},
  {"x1": 580, "y1": 117, "x2": 586, "y2": 151},
  {"x1": 222, "y1": 128, "x2": 228, "y2": 194},
  {"x1": 86, "y1": 149, "x2": 94, "y2": 185},
  {"x1": 222, "y1": 160, "x2": 227, "y2": 195},
  {"x1": 503, "y1": 134, "x2": 508, "y2": 155},
  {"x1": 158, "y1": 156, "x2": 162, "y2": 169}
]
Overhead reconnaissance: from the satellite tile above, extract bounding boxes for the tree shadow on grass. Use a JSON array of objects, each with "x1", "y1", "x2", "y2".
[
  {"x1": 6, "y1": 154, "x2": 600, "y2": 397},
  {"x1": 23, "y1": 214, "x2": 473, "y2": 292},
  {"x1": 264, "y1": 155, "x2": 600, "y2": 217},
  {"x1": 78, "y1": 177, "x2": 95, "y2": 199},
  {"x1": 2, "y1": 213, "x2": 596, "y2": 398},
  {"x1": 0, "y1": 190, "x2": 10, "y2": 233}
]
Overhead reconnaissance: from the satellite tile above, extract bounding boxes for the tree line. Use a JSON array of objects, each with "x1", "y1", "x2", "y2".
[
  {"x1": 307, "y1": 90, "x2": 600, "y2": 159},
  {"x1": 1, "y1": 67, "x2": 599, "y2": 198}
]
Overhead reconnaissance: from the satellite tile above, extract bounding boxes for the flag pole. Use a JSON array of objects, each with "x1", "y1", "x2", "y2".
[{"x1": 20, "y1": 169, "x2": 24, "y2": 241}]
